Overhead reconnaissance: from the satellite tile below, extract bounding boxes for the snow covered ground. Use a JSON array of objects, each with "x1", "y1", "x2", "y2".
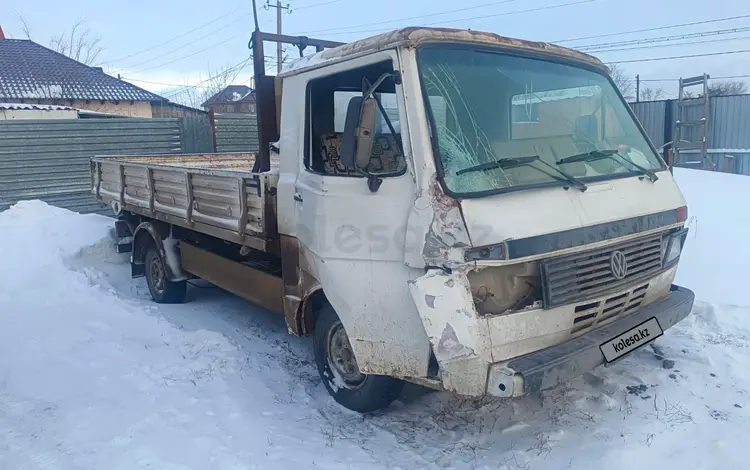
[{"x1": 1, "y1": 167, "x2": 748, "y2": 470}]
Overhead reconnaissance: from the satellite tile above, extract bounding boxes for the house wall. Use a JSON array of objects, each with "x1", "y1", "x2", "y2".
[
  {"x1": 71, "y1": 100, "x2": 152, "y2": 117},
  {"x1": 0, "y1": 108, "x2": 78, "y2": 120}
]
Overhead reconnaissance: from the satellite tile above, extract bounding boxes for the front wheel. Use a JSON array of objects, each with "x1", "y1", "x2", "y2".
[
  {"x1": 313, "y1": 304, "x2": 404, "y2": 413},
  {"x1": 144, "y1": 244, "x2": 187, "y2": 304}
]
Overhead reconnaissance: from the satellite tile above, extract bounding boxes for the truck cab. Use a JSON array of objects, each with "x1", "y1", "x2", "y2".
[{"x1": 273, "y1": 27, "x2": 692, "y2": 406}]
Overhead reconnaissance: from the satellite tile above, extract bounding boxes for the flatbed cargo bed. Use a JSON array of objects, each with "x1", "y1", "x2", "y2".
[{"x1": 91, "y1": 153, "x2": 280, "y2": 253}]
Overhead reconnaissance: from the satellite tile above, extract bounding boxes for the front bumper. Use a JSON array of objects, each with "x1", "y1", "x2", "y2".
[{"x1": 487, "y1": 284, "x2": 695, "y2": 397}]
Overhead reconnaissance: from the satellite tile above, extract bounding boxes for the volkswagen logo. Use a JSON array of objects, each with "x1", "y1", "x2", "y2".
[{"x1": 610, "y1": 250, "x2": 628, "y2": 280}]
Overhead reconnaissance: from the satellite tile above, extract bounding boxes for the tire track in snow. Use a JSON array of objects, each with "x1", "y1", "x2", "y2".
[{"x1": 0, "y1": 388, "x2": 62, "y2": 470}]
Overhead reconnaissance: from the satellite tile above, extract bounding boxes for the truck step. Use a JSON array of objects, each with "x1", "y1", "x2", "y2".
[
  {"x1": 116, "y1": 240, "x2": 133, "y2": 254},
  {"x1": 115, "y1": 219, "x2": 133, "y2": 238}
]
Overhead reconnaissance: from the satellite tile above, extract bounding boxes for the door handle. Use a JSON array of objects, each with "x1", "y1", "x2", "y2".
[{"x1": 293, "y1": 193, "x2": 303, "y2": 203}]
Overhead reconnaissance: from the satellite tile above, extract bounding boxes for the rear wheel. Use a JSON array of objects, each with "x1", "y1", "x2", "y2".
[
  {"x1": 145, "y1": 244, "x2": 187, "y2": 304},
  {"x1": 313, "y1": 303, "x2": 404, "y2": 413}
]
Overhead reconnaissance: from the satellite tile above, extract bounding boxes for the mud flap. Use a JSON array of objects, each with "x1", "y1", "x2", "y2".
[
  {"x1": 131, "y1": 222, "x2": 188, "y2": 282},
  {"x1": 408, "y1": 269, "x2": 492, "y2": 396}
]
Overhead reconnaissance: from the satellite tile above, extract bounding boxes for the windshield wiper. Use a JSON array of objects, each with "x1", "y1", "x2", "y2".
[
  {"x1": 456, "y1": 155, "x2": 588, "y2": 192},
  {"x1": 557, "y1": 149, "x2": 659, "y2": 182}
]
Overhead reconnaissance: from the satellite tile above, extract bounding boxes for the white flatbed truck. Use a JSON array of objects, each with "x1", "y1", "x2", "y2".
[{"x1": 91, "y1": 27, "x2": 694, "y2": 412}]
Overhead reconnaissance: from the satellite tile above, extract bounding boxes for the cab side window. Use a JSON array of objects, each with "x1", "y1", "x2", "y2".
[{"x1": 305, "y1": 60, "x2": 406, "y2": 176}]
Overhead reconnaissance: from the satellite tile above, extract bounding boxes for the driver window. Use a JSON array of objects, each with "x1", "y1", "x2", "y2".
[{"x1": 305, "y1": 60, "x2": 406, "y2": 177}]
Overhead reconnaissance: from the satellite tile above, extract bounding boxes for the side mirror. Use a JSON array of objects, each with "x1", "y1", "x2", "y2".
[{"x1": 341, "y1": 96, "x2": 377, "y2": 173}]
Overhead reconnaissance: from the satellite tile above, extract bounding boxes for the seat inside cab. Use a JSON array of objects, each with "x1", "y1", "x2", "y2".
[{"x1": 307, "y1": 59, "x2": 407, "y2": 177}]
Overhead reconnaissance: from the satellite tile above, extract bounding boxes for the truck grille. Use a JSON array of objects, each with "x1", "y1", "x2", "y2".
[
  {"x1": 570, "y1": 283, "x2": 649, "y2": 335},
  {"x1": 541, "y1": 233, "x2": 664, "y2": 307}
]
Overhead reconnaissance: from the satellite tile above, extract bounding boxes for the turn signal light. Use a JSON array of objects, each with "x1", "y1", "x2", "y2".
[{"x1": 677, "y1": 205, "x2": 688, "y2": 223}]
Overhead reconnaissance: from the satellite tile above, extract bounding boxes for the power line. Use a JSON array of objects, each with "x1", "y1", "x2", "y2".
[
  {"x1": 104, "y1": 8, "x2": 244, "y2": 63},
  {"x1": 126, "y1": 78, "x2": 200, "y2": 87},
  {"x1": 128, "y1": 32, "x2": 248, "y2": 75},
  {"x1": 162, "y1": 59, "x2": 251, "y2": 98},
  {"x1": 292, "y1": 0, "x2": 341, "y2": 10},
  {"x1": 554, "y1": 13, "x2": 750, "y2": 43},
  {"x1": 610, "y1": 49, "x2": 750, "y2": 64},
  {"x1": 297, "y1": 0, "x2": 595, "y2": 38},
  {"x1": 126, "y1": 56, "x2": 279, "y2": 94},
  {"x1": 291, "y1": 0, "x2": 521, "y2": 36},
  {"x1": 586, "y1": 34, "x2": 750, "y2": 54},
  {"x1": 112, "y1": 0, "x2": 588, "y2": 80},
  {"x1": 639, "y1": 74, "x2": 750, "y2": 82},
  {"x1": 120, "y1": 16, "x2": 250, "y2": 70},
  {"x1": 577, "y1": 26, "x2": 750, "y2": 51},
  {"x1": 140, "y1": 56, "x2": 250, "y2": 97},
  {"x1": 136, "y1": 0, "x2": 590, "y2": 81}
]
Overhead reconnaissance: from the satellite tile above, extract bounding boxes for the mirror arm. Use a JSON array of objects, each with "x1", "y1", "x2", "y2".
[
  {"x1": 372, "y1": 93, "x2": 404, "y2": 156},
  {"x1": 367, "y1": 175, "x2": 383, "y2": 193},
  {"x1": 364, "y1": 73, "x2": 405, "y2": 157},
  {"x1": 362, "y1": 72, "x2": 400, "y2": 99}
]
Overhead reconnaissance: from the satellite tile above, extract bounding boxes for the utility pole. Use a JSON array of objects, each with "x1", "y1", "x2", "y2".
[
  {"x1": 264, "y1": 0, "x2": 291, "y2": 73},
  {"x1": 636, "y1": 74, "x2": 640, "y2": 102}
]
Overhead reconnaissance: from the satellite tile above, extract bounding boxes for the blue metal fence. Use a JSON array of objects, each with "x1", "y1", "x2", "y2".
[{"x1": 630, "y1": 95, "x2": 750, "y2": 175}]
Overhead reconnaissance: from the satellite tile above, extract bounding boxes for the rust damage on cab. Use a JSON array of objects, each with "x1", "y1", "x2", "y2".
[{"x1": 422, "y1": 176, "x2": 471, "y2": 267}]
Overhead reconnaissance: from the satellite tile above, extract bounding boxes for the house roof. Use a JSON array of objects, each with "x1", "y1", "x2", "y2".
[
  {"x1": 0, "y1": 39, "x2": 166, "y2": 102},
  {"x1": 201, "y1": 85, "x2": 255, "y2": 108},
  {"x1": 0, "y1": 102, "x2": 76, "y2": 111},
  {"x1": 281, "y1": 26, "x2": 606, "y2": 77}
]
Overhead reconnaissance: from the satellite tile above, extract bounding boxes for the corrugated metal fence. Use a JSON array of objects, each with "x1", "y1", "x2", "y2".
[
  {"x1": 0, "y1": 118, "x2": 186, "y2": 214},
  {"x1": 213, "y1": 113, "x2": 259, "y2": 153},
  {"x1": 180, "y1": 115, "x2": 214, "y2": 154},
  {"x1": 630, "y1": 94, "x2": 750, "y2": 175}
]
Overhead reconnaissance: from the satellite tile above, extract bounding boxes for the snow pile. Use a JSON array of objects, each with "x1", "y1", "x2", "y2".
[
  {"x1": 673, "y1": 167, "x2": 750, "y2": 306},
  {"x1": 0, "y1": 201, "x2": 379, "y2": 469},
  {"x1": 1, "y1": 169, "x2": 749, "y2": 470}
]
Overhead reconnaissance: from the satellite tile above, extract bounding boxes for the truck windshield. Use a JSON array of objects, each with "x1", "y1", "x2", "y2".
[{"x1": 417, "y1": 45, "x2": 666, "y2": 196}]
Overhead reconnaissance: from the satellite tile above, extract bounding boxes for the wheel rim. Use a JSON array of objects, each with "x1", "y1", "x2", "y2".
[
  {"x1": 327, "y1": 321, "x2": 366, "y2": 389},
  {"x1": 148, "y1": 254, "x2": 166, "y2": 294}
]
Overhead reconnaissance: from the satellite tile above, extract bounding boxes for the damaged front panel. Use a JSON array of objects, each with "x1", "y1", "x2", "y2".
[
  {"x1": 404, "y1": 175, "x2": 473, "y2": 269},
  {"x1": 408, "y1": 269, "x2": 492, "y2": 395}
]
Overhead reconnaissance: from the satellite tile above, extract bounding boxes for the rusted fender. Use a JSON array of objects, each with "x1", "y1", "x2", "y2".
[{"x1": 131, "y1": 221, "x2": 187, "y2": 282}]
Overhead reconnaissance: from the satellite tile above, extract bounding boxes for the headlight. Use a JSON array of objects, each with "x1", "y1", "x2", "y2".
[
  {"x1": 467, "y1": 262, "x2": 540, "y2": 315},
  {"x1": 663, "y1": 228, "x2": 688, "y2": 268}
]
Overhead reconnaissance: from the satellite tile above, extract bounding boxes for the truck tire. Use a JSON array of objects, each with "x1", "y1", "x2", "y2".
[
  {"x1": 145, "y1": 244, "x2": 187, "y2": 304},
  {"x1": 313, "y1": 303, "x2": 404, "y2": 413}
]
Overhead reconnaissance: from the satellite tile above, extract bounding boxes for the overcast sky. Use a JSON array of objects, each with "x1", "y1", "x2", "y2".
[{"x1": 1, "y1": 0, "x2": 748, "y2": 100}]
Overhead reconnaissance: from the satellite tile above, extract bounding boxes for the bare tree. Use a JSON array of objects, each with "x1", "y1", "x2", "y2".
[
  {"x1": 683, "y1": 80, "x2": 748, "y2": 98},
  {"x1": 15, "y1": 11, "x2": 33, "y2": 39},
  {"x1": 15, "y1": 13, "x2": 104, "y2": 66},
  {"x1": 708, "y1": 80, "x2": 748, "y2": 96},
  {"x1": 166, "y1": 63, "x2": 249, "y2": 109},
  {"x1": 49, "y1": 19, "x2": 104, "y2": 66},
  {"x1": 639, "y1": 86, "x2": 666, "y2": 101},
  {"x1": 608, "y1": 64, "x2": 635, "y2": 101}
]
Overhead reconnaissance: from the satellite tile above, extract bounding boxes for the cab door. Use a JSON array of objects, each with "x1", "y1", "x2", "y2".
[{"x1": 281, "y1": 50, "x2": 432, "y2": 377}]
